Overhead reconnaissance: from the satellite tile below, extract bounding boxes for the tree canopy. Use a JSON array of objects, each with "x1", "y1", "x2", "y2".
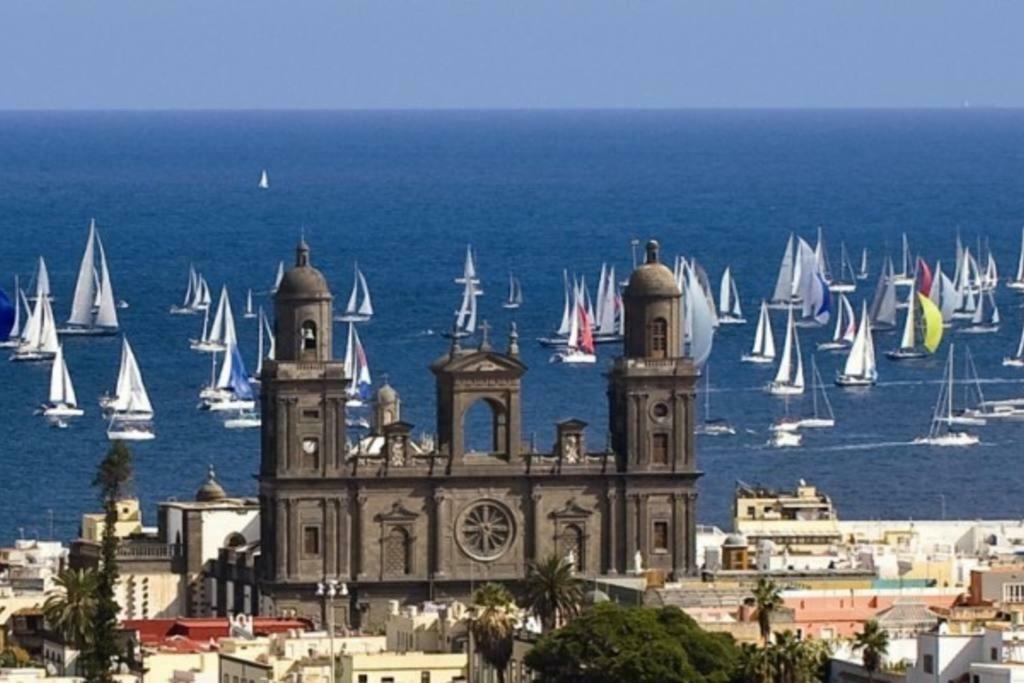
[{"x1": 525, "y1": 603, "x2": 741, "y2": 683}]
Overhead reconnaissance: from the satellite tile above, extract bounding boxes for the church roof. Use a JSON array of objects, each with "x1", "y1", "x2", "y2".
[
  {"x1": 195, "y1": 465, "x2": 227, "y2": 502},
  {"x1": 626, "y1": 240, "x2": 679, "y2": 298},
  {"x1": 277, "y1": 239, "x2": 331, "y2": 300},
  {"x1": 430, "y1": 347, "x2": 526, "y2": 375}
]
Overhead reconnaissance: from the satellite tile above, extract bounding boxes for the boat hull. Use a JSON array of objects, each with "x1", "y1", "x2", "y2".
[
  {"x1": 10, "y1": 351, "x2": 56, "y2": 363},
  {"x1": 766, "y1": 383, "x2": 803, "y2": 396},
  {"x1": 828, "y1": 283, "x2": 856, "y2": 293},
  {"x1": 768, "y1": 431, "x2": 802, "y2": 447},
  {"x1": 1003, "y1": 358, "x2": 1024, "y2": 367},
  {"x1": 741, "y1": 354, "x2": 775, "y2": 364},
  {"x1": 334, "y1": 314, "x2": 372, "y2": 323},
  {"x1": 959, "y1": 325, "x2": 1000, "y2": 334},
  {"x1": 550, "y1": 351, "x2": 597, "y2": 364},
  {"x1": 190, "y1": 340, "x2": 227, "y2": 353},
  {"x1": 107, "y1": 429, "x2": 155, "y2": 442},
  {"x1": 913, "y1": 433, "x2": 979, "y2": 447},
  {"x1": 537, "y1": 336, "x2": 568, "y2": 348},
  {"x1": 224, "y1": 417, "x2": 261, "y2": 429},
  {"x1": 816, "y1": 341, "x2": 850, "y2": 351},
  {"x1": 835, "y1": 374, "x2": 876, "y2": 387},
  {"x1": 203, "y1": 399, "x2": 255, "y2": 412},
  {"x1": 717, "y1": 316, "x2": 746, "y2": 325},
  {"x1": 42, "y1": 404, "x2": 84, "y2": 418},
  {"x1": 58, "y1": 326, "x2": 118, "y2": 336},
  {"x1": 885, "y1": 349, "x2": 928, "y2": 360}
]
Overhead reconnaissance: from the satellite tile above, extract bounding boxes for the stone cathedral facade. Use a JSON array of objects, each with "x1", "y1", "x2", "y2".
[{"x1": 258, "y1": 239, "x2": 701, "y2": 627}]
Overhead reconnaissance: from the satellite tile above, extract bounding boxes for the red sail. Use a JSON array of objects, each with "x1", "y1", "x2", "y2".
[
  {"x1": 916, "y1": 257, "x2": 933, "y2": 296},
  {"x1": 578, "y1": 304, "x2": 595, "y2": 354}
]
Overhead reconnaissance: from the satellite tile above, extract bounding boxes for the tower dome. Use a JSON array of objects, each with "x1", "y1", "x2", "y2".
[
  {"x1": 196, "y1": 465, "x2": 227, "y2": 502},
  {"x1": 276, "y1": 238, "x2": 331, "y2": 301},
  {"x1": 273, "y1": 238, "x2": 334, "y2": 362},
  {"x1": 626, "y1": 240, "x2": 679, "y2": 298},
  {"x1": 622, "y1": 240, "x2": 682, "y2": 359}
]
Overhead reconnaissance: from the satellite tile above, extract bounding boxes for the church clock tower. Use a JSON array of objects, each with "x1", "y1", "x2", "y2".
[
  {"x1": 259, "y1": 240, "x2": 350, "y2": 622},
  {"x1": 607, "y1": 240, "x2": 700, "y2": 578}
]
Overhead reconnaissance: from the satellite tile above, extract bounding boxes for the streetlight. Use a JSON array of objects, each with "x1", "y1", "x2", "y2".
[{"x1": 316, "y1": 579, "x2": 348, "y2": 683}]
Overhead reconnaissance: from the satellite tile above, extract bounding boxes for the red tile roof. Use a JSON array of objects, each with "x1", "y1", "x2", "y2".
[{"x1": 121, "y1": 617, "x2": 313, "y2": 648}]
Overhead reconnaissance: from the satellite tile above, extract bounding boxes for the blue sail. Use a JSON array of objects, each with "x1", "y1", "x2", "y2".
[
  {"x1": 0, "y1": 290, "x2": 13, "y2": 340},
  {"x1": 228, "y1": 345, "x2": 254, "y2": 401}
]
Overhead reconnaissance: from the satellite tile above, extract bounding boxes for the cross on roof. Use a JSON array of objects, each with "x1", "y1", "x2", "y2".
[{"x1": 479, "y1": 320, "x2": 491, "y2": 349}]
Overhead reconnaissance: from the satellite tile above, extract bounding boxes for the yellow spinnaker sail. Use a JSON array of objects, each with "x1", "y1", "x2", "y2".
[{"x1": 918, "y1": 293, "x2": 943, "y2": 353}]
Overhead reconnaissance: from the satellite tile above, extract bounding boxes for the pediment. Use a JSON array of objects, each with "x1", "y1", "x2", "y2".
[
  {"x1": 376, "y1": 501, "x2": 420, "y2": 522},
  {"x1": 434, "y1": 349, "x2": 526, "y2": 376},
  {"x1": 549, "y1": 498, "x2": 593, "y2": 519}
]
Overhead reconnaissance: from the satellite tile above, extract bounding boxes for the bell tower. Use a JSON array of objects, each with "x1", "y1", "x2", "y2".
[
  {"x1": 607, "y1": 240, "x2": 700, "y2": 578},
  {"x1": 259, "y1": 240, "x2": 350, "y2": 616}
]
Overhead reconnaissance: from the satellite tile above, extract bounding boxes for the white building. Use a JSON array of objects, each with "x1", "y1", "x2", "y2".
[{"x1": 907, "y1": 623, "x2": 1024, "y2": 683}]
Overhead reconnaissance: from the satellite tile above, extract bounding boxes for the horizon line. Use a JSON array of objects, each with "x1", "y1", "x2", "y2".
[{"x1": 0, "y1": 105, "x2": 1011, "y2": 114}]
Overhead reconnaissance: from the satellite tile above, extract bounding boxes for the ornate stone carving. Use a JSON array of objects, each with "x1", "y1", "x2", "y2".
[{"x1": 456, "y1": 500, "x2": 515, "y2": 562}]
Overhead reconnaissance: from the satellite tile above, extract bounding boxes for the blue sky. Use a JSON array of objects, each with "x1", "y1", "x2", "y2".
[{"x1": 0, "y1": 1, "x2": 1018, "y2": 109}]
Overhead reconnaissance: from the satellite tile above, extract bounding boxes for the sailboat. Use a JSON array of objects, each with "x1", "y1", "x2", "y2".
[
  {"x1": 768, "y1": 234, "x2": 797, "y2": 308},
  {"x1": 817, "y1": 294, "x2": 856, "y2": 351},
  {"x1": 593, "y1": 265, "x2": 623, "y2": 342},
  {"x1": 243, "y1": 289, "x2": 256, "y2": 319},
  {"x1": 335, "y1": 264, "x2": 374, "y2": 322},
  {"x1": 10, "y1": 293, "x2": 59, "y2": 362},
  {"x1": 891, "y1": 233, "x2": 915, "y2": 286},
  {"x1": 868, "y1": 258, "x2": 898, "y2": 330},
  {"x1": 170, "y1": 265, "x2": 200, "y2": 314},
  {"x1": 0, "y1": 283, "x2": 16, "y2": 348},
  {"x1": 62, "y1": 220, "x2": 119, "y2": 335},
  {"x1": 190, "y1": 286, "x2": 237, "y2": 352},
  {"x1": 502, "y1": 272, "x2": 523, "y2": 310},
  {"x1": 258, "y1": 170, "x2": 270, "y2": 189},
  {"x1": 829, "y1": 243, "x2": 857, "y2": 293},
  {"x1": 717, "y1": 267, "x2": 745, "y2": 324},
  {"x1": 538, "y1": 271, "x2": 573, "y2": 347},
  {"x1": 767, "y1": 395, "x2": 803, "y2": 447},
  {"x1": 202, "y1": 344, "x2": 256, "y2": 412},
  {"x1": 914, "y1": 345, "x2": 980, "y2": 446},
  {"x1": 551, "y1": 288, "x2": 596, "y2": 364},
  {"x1": 271, "y1": 261, "x2": 284, "y2": 294},
  {"x1": 856, "y1": 247, "x2": 870, "y2": 280},
  {"x1": 224, "y1": 410, "x2": 261, "y2": 429},
  {"x1": 885, "y1": 289, "x2": 944, "y2": 360},
  {"x1": 103, "y1": 338, "x2": 155, "y2": 440},
  {"x1": 251, "y1": 307, "x2": 275, "y2": 383},
  {"x1": 960, "y1": 291, "x2": 1000, "y2": 334},
  {"x1": 682, "y1": 264, "x2": 716, "y2": 367},
  {"x1": 30, "y1": 256, "x2": 51, "y2": 302},
  {"x1": 343, "y1": 323, "x2": 372, "y2": 406},
  {"x1": 741, "y1": 301, "x2": 776, "y2": 364},
  {"x1": 40, "y1": 345, "x2": 83, "y2": 418},
  {"x1": 449, "y1": 279, "x2": 479, "y2": 338},
  {"x1": 455, "y1": 245, "x2": 482, "y2": 294},
  {"x1": 836, "y1": 302, "x2": 878, "y2": 387},
  {"x1": 800, "y1": 357, "x2": 835, "y2": 428},
  {"x1": 767, "y1": 307, "x2": 804, "y2": 396},
  {"x1": 1003, "y1": 319, "x2": 1024, "y2": 367},
  {"x1": 1009, "y1": 227, "x2": 1024, "y2": 291},
  {"x1": 696, "y1": 364, "x2": 735, "y2": 436}
]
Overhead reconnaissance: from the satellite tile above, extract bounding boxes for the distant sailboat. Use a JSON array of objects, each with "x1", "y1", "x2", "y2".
[
  {"x1": 502, "y1": 272, "x2": 523, "y2": 310},
  {"x1": 343, "y1": 323, "x2": 372, "y2": 406},
  {"x1": 914, "y1": 344, "x2": 980, "y2": 446},
  {"x1": 836, "y1": 302, "x2": 878, "y2": 387},
  {"x1": 258, "y1": 170, "x2": 270, "y2": 189},
  {"x1": 30, "y1": 256, "x2": 51, "y2": 302},
  {"x1": 455, "y1": 245, "x2": 482, "y2": 294},
  {"x1": 868, "y1": 258, "x2": 898, "y2": 330},
  {"x1": 243, "y1": 289, "x2": 256, "y2": 319},
  {"x1": 551, "y1": 287, "x2": 596, "y2": 364},
  {"x1": 960, "y1": 291, "x2": 1000, "y2": 334},
  {"x1": 829, "y1": 243, "x2": 857, "y2": 293},
  {"x1": 335, "y1": 264, "x2": 374, "y2": 322},
  {"x1": 885, "y1": 288, "x2": 944, "y2": 360},
  {"x1": 538, "y1": 271, "x2": 573, "y2": 347},
  {"x1": 190, "y1": 286, "x2": 237, "y2": 352},
  {"x1": 62, "y1": 219, "x2": 119, "y2": 335},
  {"x1": 202, "y1": 344, "x2": 256, "y2": 412},
  {"x1": 767, "y1": 395, "x2": 803, "y2": 447},
  {"x1": 741, "y1": 301, "x2": 776, "y2": 364},
  {"x1": 271, "y1": 261, "x2": 284, "y2": 294},
  {"x1": 817, "y1": 293, "x2": 856, "y2": 351},
  {"x1": 683, "y1": 263, "x2": 715, "y2": 367},
  {"x1": 251, "y1": 307, "x2": 276, "y2": 383},
  {"x1": 10, "y1": 293, "x2": 59, "y2": 362},
  {"x1": 103, "y1": 338, "x2": 155, "y2": 440},
  {"x1": 717, "y1": 267, "x2": 745, "y2": 324},
  {"x1": 40, "y1": 345, "x2": 83, "y2": 418},
  {"x1": 449, "y1": 279, "x2": 479, "y2": 339},
  {"x1": 593, "y1": 264, "x2": 623, "y2": 342},
  {"x1": 891, "y1": 233, "x2": 915, "y2": 286},
  {"x1": 768, "y1": 234, "x2": 797, "y2": 308},
  {"x1": 1003, "y1": 318, "x2": 1024, "y2": 367},
  {"x1": 696, "y1": 364, "x2": 735, "y2": 436},
  {"x1": 856, "y1": 247, "x2": 870, "y2": 280},
  {"x1": 1008, "y1": 227, "x2": 1024, "y2": 291},
  {"x1": 767, "y1": 307, "x2": 804, "y2": 395}
]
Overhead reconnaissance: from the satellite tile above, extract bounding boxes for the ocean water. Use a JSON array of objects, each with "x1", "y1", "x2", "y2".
[{"x1": 2, "y1": 109, "x2": 1024, "y2": 545}]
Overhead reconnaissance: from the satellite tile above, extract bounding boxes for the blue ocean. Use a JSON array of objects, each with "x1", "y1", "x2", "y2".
[{"x1": 2, "y1": 110, "x2": 1024, "y2": 544}]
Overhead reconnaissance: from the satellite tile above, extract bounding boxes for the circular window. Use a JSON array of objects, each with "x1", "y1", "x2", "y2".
[
  {"x1": 651, "y1": 402, "x2": 670, "y2": 420},
  {"x1": 456, "y1": 501, "x2": 515, "y2": 562}
]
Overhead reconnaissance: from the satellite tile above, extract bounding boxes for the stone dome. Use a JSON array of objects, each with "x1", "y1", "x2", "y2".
[
  {"x1": 196, "y1": 465, "x2": 227, "y2": 502},
  {"x1": 276, "y1": 239, "x2": 331, "y2": 300},
  {"x1": 626, "y1": 240, "x2": 679, "y2": 298},
  {"x1": 723, "y1": 533, "x2": 748, "y2": 548},
  {"x1": 376, "y1": 382, "x2": 398, "y2": 404}
]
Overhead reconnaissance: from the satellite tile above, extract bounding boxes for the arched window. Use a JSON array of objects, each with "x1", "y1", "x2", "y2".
[
  {"x1": 462, "y1": 398, "x2": 507, "y2": 455},
  {"x1": 558, "y1": 524, "x2": 584, "y2": 569},
  {"x1": 650, "y1": 317, "x2": 668, "y2": 358},
  {"x1": 384, "y1": 527, "x2": 411, "y2": 575},
  {"x1": 301, "y1": 321, "x2": 317, "y2": 351},
  {"x1": 224, "y1": 532, "x2": 247, "y2": 549}
]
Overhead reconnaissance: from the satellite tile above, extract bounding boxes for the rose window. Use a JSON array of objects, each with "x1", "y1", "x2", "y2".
[{"x1": 457, "y1": 501, "x2": 515, "y2": 561}]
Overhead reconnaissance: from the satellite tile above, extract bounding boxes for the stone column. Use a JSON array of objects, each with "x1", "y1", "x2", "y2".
[
  {"x1": 276, "y1": 398, "x2": 290, "y2": 474},
  {"x1": 627, "y1": 394, "x2": 640, "y2": 465},
  {"x1": 285, "y1": 499, "x2": 296, "y2": 578},
  {"x1": 336, "y1": 494, "x2": 350, "y2": 580},
  {"x1": 433, "y1": 490, "x2": 449, "y2": 578},
  {"x1": 354, "y1": 492, "x2": 368, "y2": 580},
  {"x1": 531, "y1": 491, "x2": 544, "y2": 564},
  {"x1": 686, "y1": 492, "x2": 698, "y2": 575},
  {"x1": 275, "y1": 498, "x2": 287, "y2": 580},
  {"x1": 286, "y1": 398, "x2": 299, "y2": 472},
  {"x1": 605, "y1": 489, "x2": 619, "y2": 575},
  {"x1": 672, "y1": 493, "x2": 685, "y2": 576},
  {"x1": 625, "y1": 493, "x2": 638, "y2": 569},
  {"x1": 638, "y1": 494, "x2": 649, "y2": 559}
]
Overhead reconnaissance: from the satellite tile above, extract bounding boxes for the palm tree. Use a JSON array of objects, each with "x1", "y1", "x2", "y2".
[
  {"x1": 738, "y1": 642, "x2": 773, "y2": 682},
  {"x1": 470, "y1": 583, "x2": 520, "y2": 683},
  {"x1": 771, "y1": 630, "x2": 805, "y2": 683},
  {"x1": 520, "y1": 554, "x2": 584, "y2": 632},
  {"x1": 43, "y1": 568, "x2": 99, "y2": 649},
  {"x1": 752, "y1": 577, "x2": 784, "y2": 643},
  {"x1": 852, "y1": 619, "x2": 889, "y2": 682}
]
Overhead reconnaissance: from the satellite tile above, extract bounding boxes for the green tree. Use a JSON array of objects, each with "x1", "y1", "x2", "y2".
[
  {"x1": 851, "y1": 620, "x2": 889, "y2": 682},
  {"x1": 525, "y1": 603, "x2": 740, "y2": 683},
  {"x1": 87, "y1": 441, "x2": 133, "y2": 683},
  {"x1": 752, "y1": 578, "x2": 783, "y2": 644},
  {"x1": 43, "y1": 568, "x2": 99, "y2": 649},
  {"x1": 470, "y1": 583, "x2": 520, "y2": 683},
  {"x1": 0, "y1": 646, "x2": 32, "y2": 668},
  {"x1": 520, "y1": 554, "x2": 584, "y2": 632}
]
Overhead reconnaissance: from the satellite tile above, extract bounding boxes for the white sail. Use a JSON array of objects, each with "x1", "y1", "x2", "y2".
[
  {"x1": 37, "y1": 296, "x2": 59, "y2": 355},
  {"x1": 774, "y1": 307, "x2": 802, "y2": 387},
  {"x1": 94, "y1": 230, "x2": 118, "y2": 328},
  {"x1": 49, "y1": 345, "x2": 78, "y2": 407},
  {"x1": 259, "y1": 170, "x2": 269, "y2": 189},
  {"x1": 272, "y1": 261, "x2": 284, "y2": 293},
  {"x1": 216, "y1": 346, "x2": 235, "y2": 390},
  {"x1": 357, "y1": 270, "x2": 373, "y2": 317},
  {"x1": 771, "y1": 234, "x2": 795, "y2": 303},
  {"x1": 207, "y1": 288, "x2": 227, "y2": 343},
  {"x1": 245, "y1": 289, "x2": 254, "y2": 317},
  {"x1": 858, "y1": 248, "x2": 869, "y2": 279},
  {"x1": 1015, "y1": 227, "x2": 1024, "y2": 284},
  {"x1": 898, "y1": 287, "x2": 917, "y2": 350},
  {"x1": 35, "y1": 257, "x2": 51, "y2": 301},
  {"x1": 9, "y1": 277, "x2": 22, "y2": 339},
  {"x1": 183, "y1": 266, "x2": 196, "y2": 307},
  {"x1": 684, "y1": 265, "x2": 715, "y2": 367},
  {"x1": 454, "y1": 280, "x2": 478, "y2": 335},
  {"x1": 719, "y1": 267, "x2": 733, "y2": 316},
  {"x1": 68, "y1": 221, "x2": 98, "y2": 326},
  {"x1": 111, "y1": 339, "x2": 153, "y2": 415},
  {"x1": 843, "y1": 303, "x2": 877, "y2": 381},
  {"x1": 556, "y1": 270, "x2": 572, "y2": 336},
  {"x1": 20, "y1": 292, "x2": 43, "y2": 346},
  {"x1": 814, "y1": 226, "x2": 832, "y2": 282}
]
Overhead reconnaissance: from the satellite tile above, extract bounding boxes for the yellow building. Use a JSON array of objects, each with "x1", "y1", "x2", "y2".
[
  {"x1": 339, "y1": 652, "x2": 467, "y2": 683},
  {"x1": 734, "y1": 481, "x2": 841, "y2": 553},
  {"x1": 81, "y1": 498, "x2": 144, "y2": 542}
]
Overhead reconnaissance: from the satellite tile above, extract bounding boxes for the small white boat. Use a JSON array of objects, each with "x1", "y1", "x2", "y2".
[
  {"x1": 258, "y1": 169, "x2": 270, "y2": 189},
  {"x1": 448, "y1": 278, "x2": 479, "y2": 339},
  {"x1": 1003, "y1": 318, "x2": 1024, "y2": 367},
  {"x1": 717, "y1": 267, "x2": 745, "y2": 324},
  {"x1": 61, "y1": 219, "x2": 119, "y2": 336},
  {"x1": 335, "y1": 264, "x2": 374, "y2": 322},
  {"x1": 886, "y1": 286, "x2": 944, "y2": 360},
  {"x1": 103, "y1": 338, "x2": 155, "y2": 422},
  {"x1": 766, "y1": 306, "x2": 804, "y2": 395},
  {"x1": 890, "y1": 233, "x2": 915, "y2": 287},
  {"x1": 201, "y1": 344, "x2": 256, "y2": 412},
  {"x1": 836, "y1": 302, "x2": 878, "y2": 387},
  {"x1": 225, "y1": 411, "x2": 261, "y2": 429},
  {"x1": 914, "y1": 345, "x2": 979, "y2": 446},
  {"x1": 798, "y1": 358, "x2": 835, "y2": 428},
  {"x1": 829, "y1": 242, "x2": 858, "y2": 293},
  {"x1": 742, "y1": 301, "x2": 776, "y2": 364},
  {"x1": 768, "y1": 234, "x2": 799, "y2": 309},
  {"x1": 856, "y1": 247, "x2": 870, "y2": 280},
  {"x1": 190, "y1": 286, "x2": 236, "y2": 352},
  {"x1": 551, "y1": 287, "x2": 596, "y2": 364},
  {"x1": 454, "y1": 244, "x2": 482, "y2": 294},
  {"x1": 11, "y1": 292, "x2": 59, "y2": 362},
  {"x1": 40, "y1": 345, "x2": 83, "y2": 418},
  {"x1": 768, "y1": 429, "x2": 802, "y2": 448},
  {"x1": 502, "y1": 272, "x2": 523, "y2": 310},
  {"x1": 343, "y1": 323, "x2": 373, "y2": 405},
  {"x1": 696, "y1": 364, "x2": 735, "y2": 436},
  {"x1": 959, "y1": 291, "x2": 1000, "y2": 334},
  {"x1": 243, "y1": 289, "x2": 256, "y2": 319},
  {"x1": 538, "y1": 270, "x2": 573, "y2": 347},
  {"x1": 1008, "y1": 226, "x2": 1024, "y2": 291},
  {"x1": 107, "y1": 419, "x2": 155, "y2": 442},
  {"x1": 818, "y1": 293, "x2": 856, "y2": 351}
]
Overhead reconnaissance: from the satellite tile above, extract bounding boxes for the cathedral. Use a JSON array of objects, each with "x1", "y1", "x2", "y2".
[{"x1": 258, "y1": 238, "x2": 701, "y2": 627}]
